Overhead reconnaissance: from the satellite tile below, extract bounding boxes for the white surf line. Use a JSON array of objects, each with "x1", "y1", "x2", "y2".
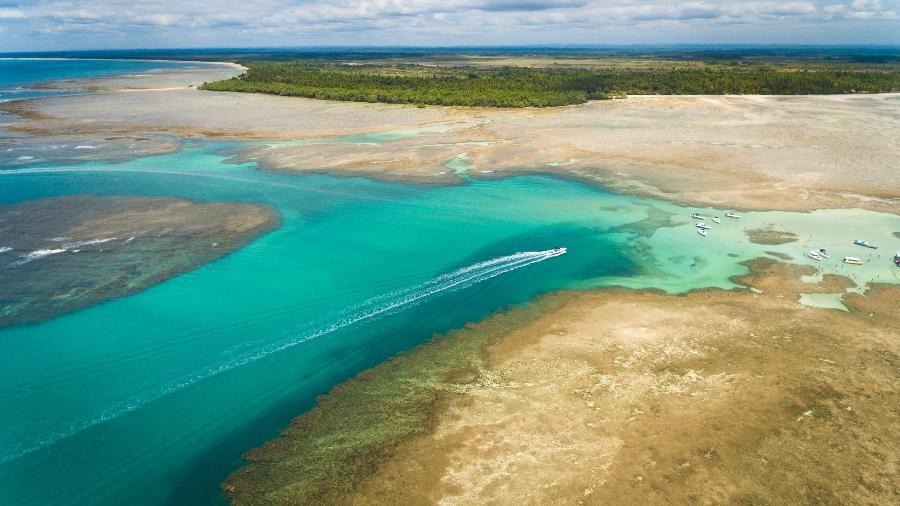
[{"x1": 0, "y1": 249, "x2": 565, "y2": 464}]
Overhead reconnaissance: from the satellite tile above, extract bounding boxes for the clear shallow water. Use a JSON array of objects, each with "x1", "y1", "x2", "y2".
[
  {"x1": 1, "y1": 141, "x2": 896, "y2": 506},
  {"x1": 0, "y1": 59, "x2": 198, "y2": 102},
  {"x1": 1, "y1": 66, "x2": 898, "y2": 503}
]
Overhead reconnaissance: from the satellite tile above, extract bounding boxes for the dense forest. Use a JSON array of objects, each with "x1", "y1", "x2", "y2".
[{"x1": 200, "y1": 62, "x2": 900, "y2": 107}]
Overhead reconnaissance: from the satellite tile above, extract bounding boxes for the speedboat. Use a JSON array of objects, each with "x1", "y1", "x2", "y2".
[
  {"x1": 712, "y1": 216, "x2": 721, "y2": 223},
  {"x1": 697, "y1": 228, "x2": 708, "y2": 237},
  {"x1": 843, "y1": 256, "x2": 864, "y2": 265},
  {"x1": 817, "y1": 248, "x2": 829, "y2": 259},
  {"x1": 725, "y1": 212, "x2": 741, "y2": 219},
  {"x1": 807, "y1": 250, "x2": 822, "y2": 261},
  {"x1": 690, "y1": 212, "x2": 705, "y2": 220},
  {"x1": 695, "y1": 223, "x2": 710, "y2": 230},
  {"x1": 549, "y1": 247, "x2": 567, "y2": 256},
  {"x1": 853, "y1": 239, "x2": 878, "y2": 249}
]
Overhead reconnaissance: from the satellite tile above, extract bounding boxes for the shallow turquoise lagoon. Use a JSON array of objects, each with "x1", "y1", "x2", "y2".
[
  {"x1": 0, "y1": 59, "x2": 200, "y2": 102},
  {"x1": 0, "y1": 139, "x2": 897, "y2": 506}
]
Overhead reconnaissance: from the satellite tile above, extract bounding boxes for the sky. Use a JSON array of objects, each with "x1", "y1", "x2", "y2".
[{"x1": 0, "y1": 0, "x2": 898, "y2": 52}]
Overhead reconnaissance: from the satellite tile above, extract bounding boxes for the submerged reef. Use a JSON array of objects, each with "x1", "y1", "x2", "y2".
[{"x1": 0, "y1": 195, "x2": 278, "y2": 326}]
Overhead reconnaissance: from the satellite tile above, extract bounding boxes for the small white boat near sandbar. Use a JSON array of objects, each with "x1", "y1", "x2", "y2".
[
  {"x1": 843, "y1": 256, "x2": 864, "y2": 265},
  {"x1": 695, "y1": 223, "x2": 710, "y2": 230},
  {"x1": 725, "y1": 212, "x2": 741, "y2": 219},
  {"x1": 807, "y1": 250, "x2": 822, "y2": 261},
  {"x1": 690, "y1": 212, "x2": 705, "y2": 220},
  {"x1": 712, "y1": 216, "x2": 721, "y2": 223},
  {"x1": 697, "y1": 228, "x2": 708, "y2": 237}
]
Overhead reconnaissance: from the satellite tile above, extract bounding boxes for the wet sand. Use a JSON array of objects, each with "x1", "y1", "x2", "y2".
[
  {"x1": 2, "y1": 65, "x2": 898, "y2": 213},
  {"x1": 0, "y1": 195, "x2": 278, "y2": 325},
  {"x1": 226, "y1": 259, "x2": 899, "y2": 505}
]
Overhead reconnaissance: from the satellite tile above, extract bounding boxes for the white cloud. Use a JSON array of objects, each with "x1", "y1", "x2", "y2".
[
  {"x1": 0, "y1": 7, "x2": 26, "y2": 19},
  {"x1": 0, "y1": 0, "x2": 898, "y2": 49}
]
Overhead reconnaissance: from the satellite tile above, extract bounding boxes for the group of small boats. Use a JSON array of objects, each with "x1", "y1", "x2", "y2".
[
  {"x1": 689, "y1": 210, "x2": 890, "y2": 268},
  {"x1": 691, "y1": 211, "x2": 740, "y2": 236},
  {"x1": 806, "y1": 239, "x2": 882, "y2": 266}
]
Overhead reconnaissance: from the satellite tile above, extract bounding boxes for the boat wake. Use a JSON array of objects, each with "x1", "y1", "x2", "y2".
[{"x1": 0, "y1": 248, "x2": 566, "y2": 464}]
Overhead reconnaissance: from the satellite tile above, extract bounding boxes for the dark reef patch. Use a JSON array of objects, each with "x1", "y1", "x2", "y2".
[{"x1": 0, "y1": 195, "x2": 278, "y2": 326}]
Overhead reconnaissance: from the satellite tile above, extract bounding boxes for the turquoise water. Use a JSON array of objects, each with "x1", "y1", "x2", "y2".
[
  {"x1": 0, "y1": 59, "x2": 201, "y2": 102},
  {"x1": 0, "y1": 142, "x2": 653, "y2": 505},
  {"x1": 2, "y1": 141, "x2": 895, "y2": 506},
  {"x1": 1, "y1": 64, "x2": 898, "y2": 505}
]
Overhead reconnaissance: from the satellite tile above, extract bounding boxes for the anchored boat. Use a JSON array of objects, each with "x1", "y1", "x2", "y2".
[
  {"x1": 695, "y1": 223, "x2": 711, "y2": 230},
  {"x1": 697, "y1": 228, "x2": 708, "y2": 237},
  {"x1": 843, "y1": 256, "x2": 864, "y2": 265},
  {"x1": 712, "y1": 216, "x2": 721, "y2": 223},
  {"x1": 725, "y1": 212, "x2": 741, "y2": 219},
  {"x1": 807, "y1": 250, "x2": 822, "y2": 261},
  {"x1": 853, "y1": 239, "x2": 878, "y2": 249},
  {"x1": 690, "y1": 212, "x2": 705, "y2": 220}
]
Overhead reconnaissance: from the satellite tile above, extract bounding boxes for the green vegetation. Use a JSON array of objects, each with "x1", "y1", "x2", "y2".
[
  {"x1": 224, "y1": 295, "x2": 569, "y2": 505},
  {"x1": 201, "y1": 61, "x2": 900, "y2": 108}
]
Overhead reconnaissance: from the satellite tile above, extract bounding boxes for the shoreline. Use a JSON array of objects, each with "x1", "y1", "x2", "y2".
[
  {"x1": 2, "y1": 62, "x2": 899, "y2": 504},
  {"x1": 3, "y1": 66, "x2": 896, "y2": 214},
  {"x1": 225, "y1": 258, "x2": 900, "y2": 504}
]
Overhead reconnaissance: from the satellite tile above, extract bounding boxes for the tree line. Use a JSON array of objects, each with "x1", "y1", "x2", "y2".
[{"x1": 200, "y1": 62, "x2": 900, "y2": 107}]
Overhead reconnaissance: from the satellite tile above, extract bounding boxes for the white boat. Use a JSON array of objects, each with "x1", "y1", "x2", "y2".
[
  {"x1": 725, "y1": 212, "x2": 741, "y2": 219},
  {"x1": 843, "y1": 256, "x2": 864, "y2": 265},
  {"x1": 807, "y1": 250, "x2": 822, "y2": 261},
  {"x1": 853, "y1": 239, "x2": 878, "y2": 249},
  {"x1": 817, "y1": 248, "x2": 829, "y2": 259},
  {"x1": 690, "y1": 212, "x2": 705, "y2": 220},
  {"x1": 697, "y1": 228, "x2": 708, "y2": 237},
  {"x1": 695, "y1": 223, "x2": 710, "y2": 230},
  {"x1": 549, "y1": 247, "x2": 567, "y2": 256},
  {"x1": 712, "y1": 216, "x2": 721, "y2": 223}
]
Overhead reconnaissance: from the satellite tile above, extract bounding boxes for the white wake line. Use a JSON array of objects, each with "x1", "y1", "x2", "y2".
[
  {"x1": 0, "y1": 166, "x2": 306, "y2": 190},
  {"x1": 0, "y1": 249, "x2": 565, "y2": 464}
]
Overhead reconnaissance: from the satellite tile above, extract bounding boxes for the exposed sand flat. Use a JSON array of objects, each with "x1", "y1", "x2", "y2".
[
  {"x1": 3, "y1": 66, "x2": 897, "y2": 212},
  {"x1": 333, "y1": 260, "x2": 900, "y2": 505},
  {"x1": 4, "y1": 64, "x2": 450, "y2": 138}
]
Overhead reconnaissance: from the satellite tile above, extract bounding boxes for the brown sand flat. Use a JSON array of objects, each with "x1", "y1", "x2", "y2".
[
  {"x1": 745, "y1": 227, "x2": 799, "y2": 245},
  {"x1": 3, "y1": 66, "x2": 897, "y2": 212},
  {"x1": 338, "y1": 260, "x2": 899, "y2": 505}
]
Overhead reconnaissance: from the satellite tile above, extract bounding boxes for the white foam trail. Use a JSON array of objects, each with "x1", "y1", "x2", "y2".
[
  {"x1": 10, "y1": 238, "x2": 118, "y2": 266},
  {"x1": 0, "y1": 247, "x2": 11, "y2": 253},
  {"x1": 62, "y1": 237, "x2": 117, "y2": 249},
  {"x1": 12, "y1": 248, "x2": 66, "y2": 266},
  {"x1": 0, "y1": 249, "x2": 565, "y2": 464}
]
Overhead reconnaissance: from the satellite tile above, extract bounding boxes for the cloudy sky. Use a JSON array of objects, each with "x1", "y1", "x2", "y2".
[{"x1": 1, "y1": 0, "x2": 898, "y2": 51}]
